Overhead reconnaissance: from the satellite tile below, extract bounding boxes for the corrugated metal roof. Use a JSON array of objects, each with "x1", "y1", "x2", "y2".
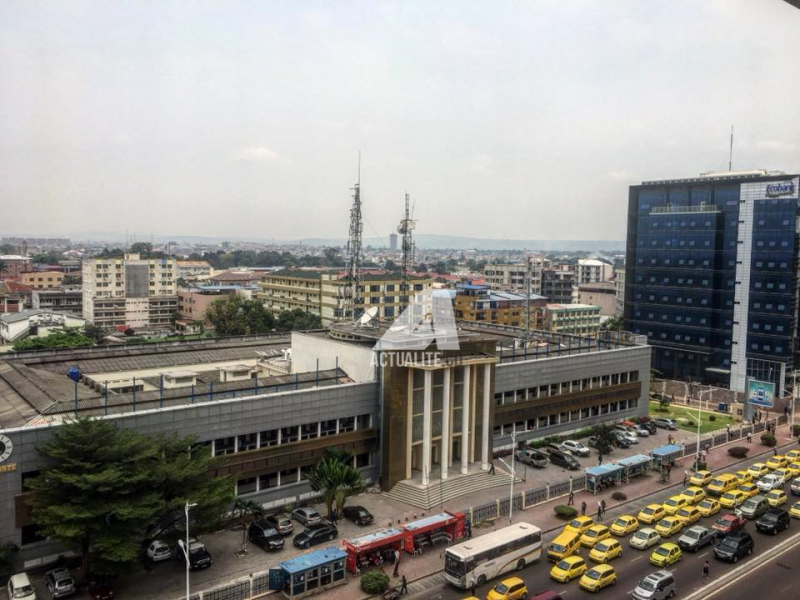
[{"x1": 280, "y1": 547, "x2": 346, "y2": 574}]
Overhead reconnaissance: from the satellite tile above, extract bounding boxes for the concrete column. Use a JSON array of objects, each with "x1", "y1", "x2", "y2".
[
  {"x1": 441, "y1": 368, "x2": 451, "y2": 480},
  {"x1": 422, "y1": 370, "x2": 432, "y2": 486},
  {"x1": 482, "y1": 363, "x2": 491, "y2": 471},
  {"x1": 461, "y1": 365, "x2": 471, "y2": 475}
]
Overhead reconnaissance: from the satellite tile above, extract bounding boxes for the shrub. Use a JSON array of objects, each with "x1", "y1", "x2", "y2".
[
  {"x1": 792, "y1": 424, "x2": 800, "y2": 437},
  {"x1": 554, "y1": 505, "x2": 578, "y2": 520},
  {"x1": 727, "y1": 446, "x2": 750, "y2": 459},
  {"x1": 0, "y1": 542, "x2": 19, "y2": 565},
  {"x1": 709, "y1": 415, "x2": 716, "y2": 422},
  {"x1": 761, "y1": 433, "x2": 777, "y2": 447},
  {"x1": 611, "y1": 491, "x2": 627, "y2": 501},
  {"x1": 361, "y1": 571, "x2": 390, "y2": 594}
]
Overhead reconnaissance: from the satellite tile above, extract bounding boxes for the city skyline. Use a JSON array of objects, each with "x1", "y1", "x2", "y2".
[{"x1": 2, "y1": 1, "x2": 799, "y2": 241}]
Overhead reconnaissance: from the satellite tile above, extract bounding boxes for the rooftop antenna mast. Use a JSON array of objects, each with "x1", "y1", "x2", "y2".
[
  {"x1": 524, "y1": 253, "x2": 533, "y2": 340},
  {"x1": 342, "y1": 153, "x2": 364, "y2": 321},
  {"x1": 728, "y1": 125, "x2": 734, "y2": 172},
  {"x1": 397, "y1": 192, "x2": 416, "y2": 311}
]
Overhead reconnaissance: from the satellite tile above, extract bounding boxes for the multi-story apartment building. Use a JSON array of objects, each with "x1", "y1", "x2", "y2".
[
  {"x1": 453, "y1": 284, "x2": 546, "y2": 328},
  {"x1": 625, "y1": 170, "x2": 800, "y2": 393},
  {"x1": 0, "y1": 255, "x2": 33, "y2": 280},
  {"x1": 575, "y1": 282, "x2": 616, "y2": 317},
  {"x1": 483, "y1": 259, "x2": 544, "y2": 293},
  {"x1": 32, "y1": 287, "x2": 83, "y2": 316},
  {"x1": 614, "y1": 268, "x2": 625, "y2": 318},
  {"x1": 545, "y1": 303, "x2": 602, "y2": 336},
  {"x1": 82, "y1": 253, "x2": 177, "y2": 330},
  {"x1": 178, "y1": 286, "x2": 242, "y2": 325},
  {"x1": 577, "y1": 258, "x2": 614, "y2": 284},
  {"x1": 176, "y1": 260, "x2": 213, "y2": 281},
  {"x1": 20, "y1": 271, "x2": 65, "y2": 290},
  {"x1": 541, "y1": 266, "x2": 576, "y2": 304}
]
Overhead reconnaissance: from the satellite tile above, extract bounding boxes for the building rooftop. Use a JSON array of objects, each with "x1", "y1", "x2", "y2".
[
  {"x1": 639, "y1": 169, "x2": 794, "y2": 186},
  {"x1": 0, "y1": 309, "x2": 82, "y2": 324}
]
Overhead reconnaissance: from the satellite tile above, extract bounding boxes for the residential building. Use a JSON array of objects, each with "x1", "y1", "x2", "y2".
[
  {"x1": 483, "y1": 259, "x2": 544, "y2": 293},
  {"x1": 32, "y1": 287, "x2": 83, "y2": 316},
  {"x1": 541, "y1": 266, "x2": 576, "y2": 304},
  {"x1": 176, "y1": 260, "x2": 213, "y2": 281},
  {"x1": 575, "y1": 282, "x2": 616, "y2": 317},
  {"x1": 81, "y1": 253, "x2": 177, "y2": 330},
  {"x1": 453, "y1": 284, "x2": 546, "y2": 328},
  {"x1": 260, "y1": 270, "x2": 324, "y2": 315},
  {"x1": 178, "y1": 286, "x2": 243, "y2": 325},
  {"x1": 0, "y1": 255, "x2": 33, "y2": 280},
  {"x1": 624, "y1": 170, "x2": 800, "y2": 394},
  {"x1": 0, "y1": 309, "x2": 87, "y2": 344},
  {"x1": 20, "y1": 271, "x2": 65, "y2": 290},
  {"x1": 209, "y1": 270, "x2": 261, "y2": 287},
  {"x1": 0, "y1": 281, "x2": 33, "y2": 314},
  {"x1": 545, "y1": 303, "x2": 602, "y2": 336},
  {"x1": 614, "y1": 268, "x2": 625, "y2": 318},
  {"x1": 577, "y1": 258, "x2": 614, "y2": 284}
]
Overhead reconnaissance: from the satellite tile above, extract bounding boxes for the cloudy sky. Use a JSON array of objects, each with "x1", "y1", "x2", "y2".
[{"x1": 1, "y1": 0, "x2": 799, "y2": 243}]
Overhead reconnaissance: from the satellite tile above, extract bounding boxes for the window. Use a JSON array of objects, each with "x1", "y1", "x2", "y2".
[
  {"x1": 280, "y1": 468, "x2": 298, "y2": 485},
  {"x1": 238, "y1": 433, "x2": 258, "y2": 452},
  {"x1": 281, "y1": 426, "x2": 298, "y2": 444},
  {"x1": 321, "y1": 419, "x2": 337, "y2": 436},
  {"x1": 301, "y1": 423, "x2": 318, "y2": 440},
  {"x1": 355, "y1": 452, "x2": 371, "y2": 468},
  {"x1": 357, "y1": 413, "x2": 371, "y2": 429},
  {"x1": 339, "y1": 416, "x2": 355, "y2": 433},
  {"x1": 214, "y1": 437, "x2": 235, "y2": 456},
  {"x1": 259, "y1": 472, "x2": 278, "y2": 490},
  {"x1": 237, "y1": 477, "x2": 257, "y2": 495}
]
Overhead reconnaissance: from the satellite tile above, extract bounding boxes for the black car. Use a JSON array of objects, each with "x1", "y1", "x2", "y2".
[
  {"x1": 611, "y1": 431, "x2": 632, "y2": 449},
  {"x1": 640, "y1": 421, "x2": 657, "y2": 435},
  {"x1": 547, "y1": 450, "x2": 581, "y2": 470},
  {"x1": 293, "y1": 522, "x2": 338, "y2": 549},
  {"x1": 86, "y1": 576, "x2": 114, "y2": 600},
  {"x1": 179, "y1": 538, "x2": 213, "y2": 570},
  {"x1": 342, "y1": 505, "x2": 374, "y2": 526},
  {"x1": 755, "y1": 508, "x2": 791, "y2": 535},
  {"x1": 713, "y1": 531, "x2": 754, "y2": 563},
  {"x1": 248, "y1": 521, "x2": 285, "y2": 552}
]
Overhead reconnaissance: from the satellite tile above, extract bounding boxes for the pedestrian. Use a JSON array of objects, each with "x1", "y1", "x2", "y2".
[
  {"x1": 568, "y1": 490, "x2": 575, "y2": 506},
  {"x1": 666, "y1": 463, "x2": 672, "y2": 478},
  {"x1": 683, "y1": 470, "x2": 688, "y2": 485},
  {"x1": 597, "y1": 500, "x2": 602, "y2": 520},
  {"x1": 581, "y1": 501, "x2": 587, "y2": 516},
  {"x1": 774, "y1": 446, "x2": 778, "y2": 456},
  {"x1": 726, "y1": 424, "x2": 731, "y2": 440},
  {"x1": 598, "y1": 453, "x2": 603, "y2": 466},
  {"x1": 400, "y1": 575, "x2": 408, "y2": 596},
  {"x1": 601, "y1": 499, "x2": 607, "y2": 518},
  {"x1": 703, "y1": 560, "x2": 710, "y2": 579},
  {"x1": 747, "y1": 431, "x2": 752, "y2": 443},
  {"x1": 488, "y1": 462, "x2": 496, "y2": 475},
  {"x1": 393, "y1": 549, "x2": 400, "y2": 577}
]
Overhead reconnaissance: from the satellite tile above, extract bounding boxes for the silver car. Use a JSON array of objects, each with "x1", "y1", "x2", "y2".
[{"x1": 291, "y1": 507, "x2": 322, "y2": 526}]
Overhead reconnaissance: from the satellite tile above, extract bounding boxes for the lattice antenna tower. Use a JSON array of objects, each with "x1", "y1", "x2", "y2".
[
  {"x1": 397, "y1": 192, "x2": 416, "y2": 311},
  {"x1": 342, "y1": 157, "x2": 364, "y2": 320},
  {"x1": 524, "y1": 254, "x2": 533, "y2": 340}
]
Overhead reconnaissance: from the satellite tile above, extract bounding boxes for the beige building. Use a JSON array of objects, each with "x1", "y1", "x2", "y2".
[
  {"x1": 176, "y1": 260, "x2": 213, "y2": 281},
  {"x1": 544, "y1": 303, "x2": 602, "y2": 336},
  {"x1": 258, "y1": 270, "x2": 432, "y2": 325},
  {"x1": 575, "y1": 282, "x2": 616, "y2": 317},
  {"x1": 82, "y1": 253, "x2": 178, "y2": 330},
  {"x1": 20, "y1": 271, "x2": 65, "y2": 290},
  {"x1": 576, "y1": 258, "x2": 614, "y2": 284},
  {"x1": 483, "y1": 259, "x2": 544, "y2": 293},
  {"x1": 614, "y1": 268, "x2": 625, "y2": 318}
]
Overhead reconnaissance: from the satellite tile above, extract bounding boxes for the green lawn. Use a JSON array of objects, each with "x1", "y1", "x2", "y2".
[{"x1": 648, "y1": 401, "x2": 737, "y2": 434}]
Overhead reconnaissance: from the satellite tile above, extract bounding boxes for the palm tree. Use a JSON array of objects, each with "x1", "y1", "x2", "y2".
[
  {"x1": 233, "y1": 498, "x2": 264, "y2": 554},
  {"x1": 307, "y1": 457, "x2": 366, "y2": 517}
]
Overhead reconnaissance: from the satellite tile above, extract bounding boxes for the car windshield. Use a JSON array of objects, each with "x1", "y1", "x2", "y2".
[
  {"x1": 723, "y1": 493, "x2": 736, "y2": 500},
  {"x1": 594, "y1": 542, "x2": 610, "y2": 552},
  {"x1": 556, "y1": 560, "x2": 574, "y2": 570},
  {"x1": 493, "y1": 583, "x2": 509, "y2": 594},
  {"x1": 613, "y1": 518, "x2": 627, "y2": 527},
  {"x1": 700, "y1": 501, "x2": 712, "y2": 508},
  {"x1": 666, "y1": 499, "x2": 678, "y2": 506},
  {"x1": 678, "y1": 509, "x2": 690, "y2": 516},
  {"x1": 658, "y1": 519, "x2": 671, "y2": 527},
  {"x1": 569, "y1": 519, "x2": 587, "y2": 529},
  {"x1": 685, "y1": 530, "x2": 699, "y2": 539},
  {"x1": 638, "y1": 579, "x2": 657, "y2": 592},
  {"x1": 585, "y1": 529, "x2": 598, "y2": 537},
  {"x1": 444, "y1": 553, "x2": 464, "y2": 576},
  {"x1": 762, "y1": 514, "x2": 778, "y2": 522},
  {"x1": 716, "y1": 517, "x2": 733, "y2": 526},
  {"x1": 711, "y1": 479, "x2": 725, "y2": 487},
  {"x1": 586, "y1": 570, "x2": 601, "y2": 580},
  {"x1": 743, "y1": 500, "x2": 758, "y2": 508},
  {"x1": 13, "y1": 585, "x2": 34, "y2": 598},
  {"x1": 550, "y1": 543, "x2": 565, "y2": 552},
  {"x1": 720, "y1": 539, "x2": 739, "y2": 549},
  {"x1": 642, "y1": 507, "x2": 655, "y2": 515},
  {"x1": 655, "y1": 546, "x2": 670, "y2": 556},
  {"x1": 634, "y1": 531, "x2": 648, "y2": 539}
]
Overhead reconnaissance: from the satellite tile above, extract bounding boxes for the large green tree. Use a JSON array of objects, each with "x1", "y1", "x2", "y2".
[
  {"x1": 12, "y1": 328, "x2": 94, "y2": 352},
  {"x1": 206, "y1": 295, "x2": 276, "y2": 335},
  {"x1": 307, "y1": 454, "x2": 365, "y2": 517},
  {"x1": 275, "y1": 308, "x2": 322, "y2": 332},
  {"x1": 28, "y1": 419, "x2": 233, "y2": 577}
]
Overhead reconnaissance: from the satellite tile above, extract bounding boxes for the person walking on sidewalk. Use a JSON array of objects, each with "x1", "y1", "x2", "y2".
[
  {"x1": 581, "y1": 501, "x2": 587, "y2": 516},
  {"x1": 601, "y1": 499, "x2": 607, "y2": 518},
  {"x1": 774, "y1": 446, "x2": 779, "y2": 456},
  {"x1": 726, "y1": 424, "x2": 731, "y2": 440},
  {"x1": 400, "y1": 575, "x2": 408, "y2": 596},
  {"x1": 393, "y1": 549, "x2": 400, "y2": 577},
  {"x1": 488, "y1": 462, "x2": 496, "y2": 475},
  {"x1": 703, "y1": 560, "x2": 710, "y2": 580},
  {"x1": 597, "y1": 500, "x2": 602, "y2": 520},
  {"x1": 683, "y1": 470, "x2": 689, "y2": 485},
  {"x1": 747, "y1": 431, "x2": 752, "y2": 443},
  {"x1": 598, "y1": 453, "x2": 603, "y2": 466},
  {"x1": 568, "y1": 490, "x2": 575, "y2": 506}
]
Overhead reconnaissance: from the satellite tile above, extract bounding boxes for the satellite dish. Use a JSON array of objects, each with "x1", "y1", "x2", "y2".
[{"x1": 358, "y1": 306, "x2": 379, "y2": 326}]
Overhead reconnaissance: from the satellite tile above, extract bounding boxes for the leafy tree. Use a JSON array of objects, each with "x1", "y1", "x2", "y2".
[
  {"x1": 206, "y1": 295, "x2": 275, "y2": 335},
  {"x1": 28, "y1": 419, "x2": 233, "y2": 577},
  {"x1": 416, "y1": 263, "x2": 428, "y2": 273},
  {"x1": 601, "y1": 316, "x2": 623, "y2": 332},
  {"x1": 307, "y1": 456, "x2": 365, "y2": 517},
  {"x1": 591, "y1": 425, "x2": 615, "y2": 455},
  {"x1": 232, "y1": 498, "x2": 265, "y2": 554},
  {"x1": 129, "y1": 242, "x2": 153, "y2": 257},
  {"x1": 83, "y1": 324, "x2": 107, "y2": 344},
  {"x1": 12, "y1": 328, "x2": 94, "y2": 352},
  {"x1": 97, "y1": 248, "x2": 125, "y2": 259},
  {"x1": 275, "y1": 309, "x2": 322, "y2": 332},
  {"x1": 384, "y1": 259, "x2": 399, "y2": 272},
  {"x1": 62, "y1": 275, "x2": 81, "y2": 286},
  {"x1": 0, "y1": 259, "x2": 7, "y2": 275}
]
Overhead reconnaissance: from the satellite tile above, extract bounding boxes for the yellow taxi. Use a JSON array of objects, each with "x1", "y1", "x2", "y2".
[
  {"x1": 697, "y1": 498, "x2": 721, "y2": 517},
  {"x1": 783, "y1": 463, "x2": 800, "y2": 479},
  {"x1": 766, "y1": 489, "x2": 788, "y2": 508},
  {"x1": 680, "y1": 487, "x2": 706, "y2": 505},
  {"x1": 767, "y1": 455, "x2": 789, "y2": 470},
  {"x1": 772, "y1": 468, "x2": 792, "y2": 484},
  {"x1": 609, "y1": 515, "x2": 639, "y2": 537},
  {"x1": 708, "y1": 473, "x2": 739, "y2": 497},
  {"x1": 487, "y1": 576, "x2": 528, "y2": 600},
  {"x1": 649, "y1": 542, "x2": 682, "y2": 568},
  {"x1": 579, "y1": 564, "x2": 618, "y2": 592},
  {"x1": 565, "y1": 515, "x2": 595, "y2": 536},
  {"x1": 663, "y1": 495, "x2": 689, "y2": 516},
  {"x1": 786, "y1": 449, "x2": 800, "y2": 462},
  {"x1": 789, "y1": 501, "x2": 800, "y2": 520},
  {"x1": 689, "y1": 470, "x2": 713, "y2": 487},
  {"x1": 638, "y1": 504, "x2": 666, "y2": 525},
  {"x1": 580, "y1": 525, "x2": 611, "y2": 548},
  {"x1": 676, "y1": 506, "x2": 701, "y2": 527},
  {"x1": 720, "y1": 490, "x2": 746, "y2": 509},
  {"x1": 738, "y1": 483, "x2": 759, "y2": 499},
  {"x1": 655, "y1": 517, "x2": 684, "y2": 538},
  {"x1": 748, "y1": 463, "x2": 769, "y2": 479},
  {"x1": 735, "y1": 470, "x2": 753, "y2": 485},
  {"x1": 588, "y1": 538, "x2": 623, "y2": 564},
  {"x1": 549, "y1": 555, "x2": 588, "y2": 583}
]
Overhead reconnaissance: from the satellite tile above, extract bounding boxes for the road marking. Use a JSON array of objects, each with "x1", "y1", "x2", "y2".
[{"x1": 630, "y1": 555, "x2": 643, "y2": 562}]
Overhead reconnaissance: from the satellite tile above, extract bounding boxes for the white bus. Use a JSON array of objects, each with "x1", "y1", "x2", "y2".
[{"x1": 443, "y1": 522, "x2": 542, "y2": 588}]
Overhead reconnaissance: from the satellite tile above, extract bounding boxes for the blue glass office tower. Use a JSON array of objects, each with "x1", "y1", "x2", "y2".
[{"x1": 624, "y1": 171, "x2": 800, "y2": 395}]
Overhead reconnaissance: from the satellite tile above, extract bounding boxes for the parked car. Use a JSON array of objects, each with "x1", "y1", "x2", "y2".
[
  {"x1": 248, "y1": 521, "x2": 285, "y2": 552},
  {"x1": 713, "y1": 531, "x2": 754, "y2": 563},
  {"x1": 292, "y1": 507, "x2": 322, "y2": 527},
  {"x1": 86, "y1": 575, "x2": 114, "y2": 600},
  {"x1": 631, "y1": 570, "x2": 676, "y2": 600},
  {"x1": 652, "y1": 418, "x2": 678, "y2": 430},
  {"x1": 634, "y1": 424, "x2": 651, "y2": 437},
  {"x1": 560, "y1": 440, "x2": 591, "y2": 457},
  {"x1": 757, "y1": 473, "x2": 785, "y2": 493},
  {"x1": 712, "y1": 514, "x2": 746, "y2": 538},
  {"x1": 516, "y1": 447, "x2": 549, "y2": 467},
  {"x1": 7, "y1": 573, "x2": 36, "y2": 600},
  {"x1": 614, "y1": 424, "x2": 638, "y2": 437},
  {"x1": 547, "y1": 443, "x2": 571, "y2": 456},
  {"x1": 342, "y1": 505, "x2": 374, "y2": 526},
  {"x1": 587, "y1": 435, "x2": 614, "y2": 451},
  {"x1": 639, "y1": 421, "x2": 658, "y2": 435},
  {"x1": 45, "y1": 568, "x2": 76, "y2": 599},
  {"x1": 677, "y1": 525, "x2": 715, "y2": 552},
  {"x1": 487, "y1": 576, "x2": 528, "y2": 600},
  {"x1": 547, "y1": 449, "x2": 581, "y2": 470},
  {"x1": 293, "y1": 522, "x2": 338, "y2": 549},
  {"x1": 792, "y1": 477, "x2": 800, "y2": 496},
  {"x1": 611, "y1": 431, "x2": 633, "y2": 448},
  {"x1": 146, "y1": 539, "x2": 172, "y2": 562},
  {"x1": 612, "y1": 429, "x2": 638, "y2": 445},
  {"x1": 264, "y1": 514, "x2": 294, "y2": 535},
  {"x1": 755, "y1": 508, "x2": 791, "y2": 535},
  {"x1": 178, "y1": 538, "x2": 212, "y2": 570}
]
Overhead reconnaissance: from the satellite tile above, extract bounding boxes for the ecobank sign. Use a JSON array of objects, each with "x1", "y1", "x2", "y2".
[{"x1": 765, "y1": 181, "x2": 796, "y2": 197}]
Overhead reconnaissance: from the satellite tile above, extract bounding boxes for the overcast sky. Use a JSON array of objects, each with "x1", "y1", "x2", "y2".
[{"x1": 1, "y1": 0, "x2": 799, "y2": 243}]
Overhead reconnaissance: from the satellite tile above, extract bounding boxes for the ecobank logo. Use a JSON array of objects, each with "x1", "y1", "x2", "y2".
[
  {"x1": 371, "y1": 289, "x2": 459, "y2": 368},
  {"x1": 765, "y1": 181, "x2": 796, "y2": 197}
]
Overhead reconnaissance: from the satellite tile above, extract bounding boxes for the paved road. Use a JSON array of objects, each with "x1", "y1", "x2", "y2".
[{"x1": 409, "y1": 495, "x2": 800, "y2": 600}]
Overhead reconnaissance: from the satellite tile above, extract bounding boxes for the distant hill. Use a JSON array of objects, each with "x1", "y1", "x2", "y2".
[{"x1": 299, "y1": 234, "x2": 625, "y2": 252}]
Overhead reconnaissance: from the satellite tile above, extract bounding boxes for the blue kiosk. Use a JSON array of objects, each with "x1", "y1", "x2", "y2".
[
  {"x1": 585, "y1": 464, "x2": 624, "y2": 494},
  {"x1": 273, "y1": 547, "x2": 347, "y2": 598},
  {"x1": 650, "y1": 444, "x2": 684, "y2": 469},
  {"x1": 617, "y1": 454, "x2": 653, "y2": 482}
]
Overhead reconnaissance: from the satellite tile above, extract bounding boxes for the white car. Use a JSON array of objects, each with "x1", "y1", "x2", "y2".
[
  {"x1": 560, "y1": 440, "x2": 591, "y2": 457},
  {"x1": 633, "y1": 424, "x2": 650, "y2": 437},
  {"x1": 792, "y1": 477, "x2": 800, "y2": 496},
  {"x1": 618, "y1": 431, "x2": 639, "y2": 445},
  {"x1": 7, "y1": 572, "x2": 36, "y2": 600},
  {"x1": 630, "y1": 528, "x2": 661, "y2": 550},
  {"x1": 757, "y1": 473, "x2": 785, "y2": 492},
  {"x1": 147, "y1": 539, "x2": 172, "y2": 562}
]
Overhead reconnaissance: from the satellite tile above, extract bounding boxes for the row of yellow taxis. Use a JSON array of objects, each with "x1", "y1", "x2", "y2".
[{"x1": 544, "y1": 450, "x2": 800, "y2": 593}]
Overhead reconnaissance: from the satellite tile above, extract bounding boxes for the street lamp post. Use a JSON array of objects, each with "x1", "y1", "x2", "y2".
[{"x1": 182, "y1": 501, "x2": 197, "y2": 600}]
